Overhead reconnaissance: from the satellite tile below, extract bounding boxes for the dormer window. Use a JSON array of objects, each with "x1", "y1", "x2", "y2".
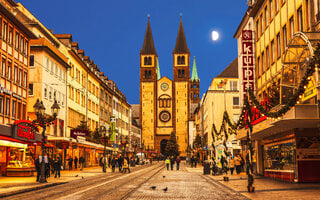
[{"x1": 144, "y1": 56, "x2": 152, "y2": 65}]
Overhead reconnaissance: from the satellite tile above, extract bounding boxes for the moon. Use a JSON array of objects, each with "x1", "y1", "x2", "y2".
[{"x1": 211, "y1": 30, "x2": 219, "y2": 41}]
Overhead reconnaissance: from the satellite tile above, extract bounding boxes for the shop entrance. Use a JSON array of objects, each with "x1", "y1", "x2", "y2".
[{"x1": 160, "y1": 139, "x2": 168, "y2": 155}]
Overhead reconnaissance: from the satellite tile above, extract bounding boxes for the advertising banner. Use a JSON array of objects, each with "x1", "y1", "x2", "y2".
[{"x1": 110, "y1": 115, "x2": 116, "y2": 142}]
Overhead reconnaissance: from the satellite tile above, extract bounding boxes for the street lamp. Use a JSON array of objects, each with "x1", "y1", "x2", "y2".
[
  {"x1": 33, "y1": 99, "x2": 60, "y2": 183},
  {"x1": 99, "y1": 126, "x2": 108, "y2": 173}
]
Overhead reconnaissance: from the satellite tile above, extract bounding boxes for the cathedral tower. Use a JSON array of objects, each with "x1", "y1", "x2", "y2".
[
  {"x1": 173, "y1": 18, "x2": 190, "y2": 156},
  {"x1": 140, "y1": 17, "x2": 158, "y2": 150},
  {"x1": 190, "y1": 57, "x2": 200, "y2": 104}
]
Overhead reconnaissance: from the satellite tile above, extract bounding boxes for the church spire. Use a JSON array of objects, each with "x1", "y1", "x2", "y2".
[
  {"x1": 191, "y1": 56, "x2": 199, "y2": 81},
  {"x1": 157, "y1": 59, "x2": 161, "y2": 80},
  {"x1": 173, "y1": 16, "x2": 189, "y2": 53},
  {"x1": 141, "y1": 16, "x2": 157, "y2": 55}
]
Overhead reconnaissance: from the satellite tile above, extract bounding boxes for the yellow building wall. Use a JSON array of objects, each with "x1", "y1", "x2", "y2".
[
  {"x1": 175, "y1": 81, "x2": 188, "y2": 156},
  {"x1": 141, "y1": 82, "x2": 155, "y2": 149}
]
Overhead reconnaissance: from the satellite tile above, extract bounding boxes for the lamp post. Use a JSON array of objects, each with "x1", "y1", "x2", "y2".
[
  {"x1": 99, "y1": 126, "x2": 107, "y2": 173},
  {"x1": 32, "y1": 99, "x2": 60, "y2": 183}
]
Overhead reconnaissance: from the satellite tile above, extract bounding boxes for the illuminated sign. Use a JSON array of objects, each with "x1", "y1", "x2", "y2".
[
  {"x1": 13, "y1": 120, "x2": 39, "y2": 142},
  {"x1": 241, "y1": 30, "x2": 255, "y2": 100},
  {"x1": 70, "y1": 129, "x2": 89, "y2": 139}
]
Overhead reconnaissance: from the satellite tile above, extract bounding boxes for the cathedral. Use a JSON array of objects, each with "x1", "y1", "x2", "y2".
[{"x1": 139, "y1": 17, "x2": 200, "y2": 157}]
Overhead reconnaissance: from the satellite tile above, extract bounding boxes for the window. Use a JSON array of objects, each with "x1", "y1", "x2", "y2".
[
  {"x1": 7, "y1": 63, "x2": 11, "y2": 80},
  {"x1": 45, "y1": 56, "x2": 49, "y2": 69},
  {"x1": 233, "y1": 97, "x2": 240, "y2": 106},
  {"x1": 3, "y1": 22, "x2": 7, "y2": 42},
  {"x1": 22, "y1": 104, "x2": 26, "y2": 119},
  {"x1": 24, "y1": 40, "x2": 28, "y2": 56},
  {"x1": 20, "y1": 35, "x2": 24, "y2": 54},
  {"x1": 266, "y1": 46, "x2": 270, "y2": 69},
  {"x1": 15, "y1": 32, "x2": 19, "y2": 49},
  {"x1": 144, "y1": 70, "x2": 151, "y2": 79},
  {"x1": 29, "y1": 55, "x2": 34, "y2": 66},
  {"x1": 14, "y1": 66, "x2": 17, "y2": 83},
  {"x1": 270, "y1": 0, "x2": 274, "y2": 20},
  {"x1": 12, "y1": 100, "x2": 16, "y2": 119},
  {"x1": 256, "y1": 19, "x2": 259, "y2": 38},
  {"x1": 23, "y1": 71, "x2": 27, "y2": 87},
  {"x1": 277, "y1": 33, "x2": 281, "y2": 58},
  {"x1": 282, "y1": 25, "x2": 287, "y2": 52},
  {"x1": 19, "y1": 69, "x2": 22, "y2": 85},
  {"x1": 230, "y1": 81, "x2": 238, "y2": 90},
  {"x1": 261, "y1": 14, "x2": 264, "y2": 33},
  {"x1": 17, "y1": 102, "x2": 21, "y2": 120},
  {"x1": 49, "y1": 87, "x2": 52, "y2": 100},
  {"x1": 297, "y1": 7, "x2": 303, "y2": 32},
  {"x1": 289, "y1": 16, "x2": 294, "y2": 37},
  {"x1": 8, "y1": 27, "x2": 12, "y2": 45},
  {"x1": 178, "y1": 69, "x2": 185, "y2": 78},
  {"x1": 44, "y1": 87, "x2": 47, "y2": 99},
  {"x1": 1, "y1": 59, "x2": 5, "y2": 76},
  {"x1": 265, "y1": 6, "x2": 269, "y2": 27},
  {"x1": 54, "y1": 63, "x2": 57, "y2": 75},
  {"x1": 29, "y1": 83, "x2": 33, "y2": 95},
  {"x1": 275, "y1": 0, "x2": 279, "y2": 13},
  {"x1": 262, "y1": 51, "x2": 265, "y2": 73},
  {"x1": 0, "y1": 96, "x2": 3, "y2": 114},
  {"x1": 5, "y1": 98, "x2": 10, "y2": 116},
  {"x1": 271, "y1": 40, "x2": 275, "y2": 63},
  {"x1": 50, "y1": 60, "x2": 53, "y2": 73},
  {"x1": 144, "y1": 56, "x2": 152, "y2": 65},
  {"x1": 257, "y1": 57, "x2": 260, "y2": 76}
]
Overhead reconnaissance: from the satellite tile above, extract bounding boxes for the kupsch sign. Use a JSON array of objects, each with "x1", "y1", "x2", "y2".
[{"x1": 12, "y1": 120, "x2": 39, "y2": 142}]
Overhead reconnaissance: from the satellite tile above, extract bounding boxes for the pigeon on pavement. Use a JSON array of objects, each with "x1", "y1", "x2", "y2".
[
  {"x1": 163, "y1": 176, "x2": 166, "y2": 178},
  {"x1": 150, "y1": 186, "x2": 156, "y2": 190},
  {"x1": 162, "y1": 187, "x2": 168, "y2": 192}
]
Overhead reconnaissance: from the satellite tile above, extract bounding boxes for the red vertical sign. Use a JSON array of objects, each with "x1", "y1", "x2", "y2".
[{"x1": 242, "y1": 30, "x2": 254, "y2": 100}]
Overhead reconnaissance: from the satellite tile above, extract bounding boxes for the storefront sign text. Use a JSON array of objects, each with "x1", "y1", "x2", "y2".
[
  {"x1": 70, "y1": 129, "x2": 89, "y2": 139},
  {"x1": 242, "y1": 30, "x2": 255, "y2": 100},
  {"x1": 13, "y1": 120, "x2": 39, "y2": 142}
]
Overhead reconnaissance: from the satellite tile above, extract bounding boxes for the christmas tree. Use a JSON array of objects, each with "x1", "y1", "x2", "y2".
[{"x1": 164, "y1": 132, "x2": 179, "y2": 157}]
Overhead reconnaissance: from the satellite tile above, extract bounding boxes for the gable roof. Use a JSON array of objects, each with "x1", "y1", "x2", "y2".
[{"x1": 216, "y1": 58, "x2": 238, "y2": 78}]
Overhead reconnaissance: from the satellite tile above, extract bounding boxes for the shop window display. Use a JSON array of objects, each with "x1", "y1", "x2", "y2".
[
  {"x1": 7, "y1": 146, "x2": 35, "y2": 173},
  {"x1": 264, "y1": 141, "x2": 296, "y2": 171}
]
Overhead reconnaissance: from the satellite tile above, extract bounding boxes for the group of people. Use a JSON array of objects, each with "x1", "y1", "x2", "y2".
[
  {"x1": 67, "y1": 156, "x2": 85, "y2": 170},
  {"x1": 35, "y1": 155, "x2": 62, "y2": 182},
  {"x1": 190, "y1": 155, "x2": 198, "y2": 168},
  {"x1": 209, "y1": 154, "x2": 253, "y2": 175},
  {"x1": 106, "y1": 155, "x2": 131, "y2": 173},
  {"x1": 165, "y1": 156, "x2": 181, "y2": 170}
]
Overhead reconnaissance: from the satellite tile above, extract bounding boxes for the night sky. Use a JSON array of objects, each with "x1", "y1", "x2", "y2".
[{"x1": 19, "y1": 0, "x2": 248, "y2": 104}]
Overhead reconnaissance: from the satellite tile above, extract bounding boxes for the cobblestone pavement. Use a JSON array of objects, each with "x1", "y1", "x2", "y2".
[{"x1": 126, "y1": 163, "x2": 249, "y2": 200}]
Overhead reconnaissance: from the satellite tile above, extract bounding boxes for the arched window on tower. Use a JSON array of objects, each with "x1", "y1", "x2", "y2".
[
  {"x1": 144, "y1": 56, "x2": 152, "y2": 65},
  {"x1": 144, "y1": 57, "x2": 148, "y2": 65},
  {"x1": 177, "y1": 56, "x2": 181, "y2": 64},
  {"x1": 145, "y1": 70, "x2": 152, "y2": 79},
  {"x1": 181, "y1": 56, "x2": 185, "y2": 64},
  {"x1": 148, "y1": 57, "x2": 152, "y2": 65}
]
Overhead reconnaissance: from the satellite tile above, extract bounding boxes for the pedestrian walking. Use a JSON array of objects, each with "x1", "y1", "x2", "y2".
[
  {"x1": 165, "y1": 157, "x2": 170, "y2": 170},
  {"x1": 170, "y1": 156, "x2": 175, "y2": 170},
  {"x1": 108, "y1": 156, "x2": 111, "y2": 168},
  {"x1": 68, "y1": 156, "x2": 73, "y2": 170},
  {"x1": 190, "y1": 156, "x2": 194, "y2": 168},
  {"x1": 235, "y1": 154, "x2": 241, "y2": 174},
  {"x1": 122, "y1": 157, "x2": 130, "y2": 174},
  {"x1": 111, "y1": 156, "x2": 117, "y2": 172},
  {"x1": 74, "y1": 156, "x2": 78, "y2": 169},
  {"x1": 176, "y1": 156, "x2": 181, "y2": 170},
  {"x1": 194, "y1": 156, "x2": 198, "y2": 168},
  {"x1": 54, "y1": 157, "x2": 62, "y2": 178},
  {"x1": 118, "y1": 156, "x2": 123, "y2": 172},
  {"x1": 50, "y1": 157, "x2": 55, "y2": 175},
  {"x1": 35, "y1": 157, "x2": 41, "y2": 182},
  {"x1": 229, "y1": 157, "x2": 235, "y2": 175},
  {"x1": 79, "y1": 156, "x2": 85, "y2": 170}
]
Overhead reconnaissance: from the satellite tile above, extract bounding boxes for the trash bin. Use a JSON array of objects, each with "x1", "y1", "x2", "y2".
[{"x1": 203, "y1": 161, "x2": 210, "y2": 175}]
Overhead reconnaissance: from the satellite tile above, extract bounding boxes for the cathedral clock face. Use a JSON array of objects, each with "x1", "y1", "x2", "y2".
[
  {"x1": 159, "y1": 111, "x2": 171, "y2": 122},
  {"x1": 161, "y1": 83, "x2": 169, "y2": 91}
]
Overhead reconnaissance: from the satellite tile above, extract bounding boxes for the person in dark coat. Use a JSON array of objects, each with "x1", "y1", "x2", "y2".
[
  {"x1": 170, "y1": 156, "x2": 175, "y2": 170},
  {"x1": 111, "y1": 156, "x2": 117, "y2": 172},
  {"x1": 176, "y1": 156, "x2": 181, "y2": 170},
  {"x1": 190, "y1": 156, "x2": 194, "y2": 168},
  {"x1": 54, "y1": 157, "x2": 62, "y2": 178},
  {"x1": 108, "y1": 156, "x2": 111, "y2": 168},
  {"x1": 35, "y1": 157, "x2": 41, "y2": 182},
  {"x1": 118, "y1": 156, "x2": 123, "y2": 172},
  {"x1": 74, "y1": 156, "x2": 78, "y2": 169},
  {"x1": 68, "y1": 156, "x2": 73, "y2": 170},
  {"x1": 45, "y1": 157, "x2": 51, "y2": 178},
  {"x1": 79, "y1": 156, "x2": 85, "y2": 170}
]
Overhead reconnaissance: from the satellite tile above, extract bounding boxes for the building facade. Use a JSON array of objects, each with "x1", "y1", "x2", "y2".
[
  {"x1": 139, "y1": 18, "x2": 200, "y2": 157},
  {"x1": 236, "y1": 0, "x2": 320, "y2": 183}
]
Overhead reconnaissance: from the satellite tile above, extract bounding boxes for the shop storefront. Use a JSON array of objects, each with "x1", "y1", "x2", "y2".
[{"x1": 0, "y1": 120, "x2": 42, "y2": 177}]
